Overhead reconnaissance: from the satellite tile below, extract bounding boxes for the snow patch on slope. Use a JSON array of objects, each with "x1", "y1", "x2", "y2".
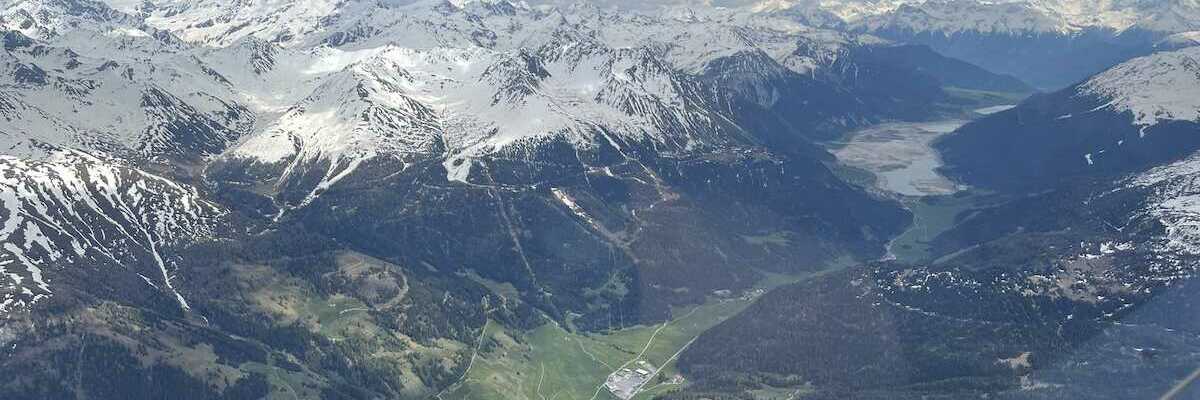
[
  {"x1": 1130, "y1": 150, "x2": 1200, "y2": 256},
  {"x1": 226, "y1": 37, "x2": 740, "y2": 184},
  {"x1": 0, "y1": 151, "x2": 220, "y2": 316},
  {"x1": 0, "y1": 23, "x2": 251, "y2": 160},
  {"x1": 1079, "y1": 46, "x2": 1200, "y2": 129}
]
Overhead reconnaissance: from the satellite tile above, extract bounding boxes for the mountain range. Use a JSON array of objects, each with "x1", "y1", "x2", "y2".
[
  {"x1": 0, "y1": 0, "x2": 1199, "y2": 399},
  {"x1": 677, "y1": 28, "x2": 1200, "y2": 400},
  {"x1": 755, "y1": 0, "x2": 1200, "y2": 88}
]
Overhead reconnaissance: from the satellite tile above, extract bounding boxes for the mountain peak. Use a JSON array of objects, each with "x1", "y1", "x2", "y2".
[{"x1": 1080, "y1": 46, "x2": 1200, "y2": 129}]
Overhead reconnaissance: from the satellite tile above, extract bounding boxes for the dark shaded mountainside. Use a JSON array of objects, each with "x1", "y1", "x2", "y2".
[
  {"x1": 0, "y1": 0, "x2": 1039, "y2": 399},
  {"x1": 863, "y1": 27, "x2": 1155, "y2": 90},
  {"x1": 674, "y1": 46, "x2": 1200, "y2": 399},
  {"x1": 846, "y1": 43, "x2": 1031, "y2": 94},
  {"x1": 937, "y1": 93, "x2": 1200, "y2": 192}
]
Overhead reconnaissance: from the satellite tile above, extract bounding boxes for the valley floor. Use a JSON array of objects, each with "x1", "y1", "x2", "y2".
[
  {"x1": 438, "y1": 271, "x2": 840, "y2": 400},
  {"x1": 828, "y1": 105, "x2": 1017, "y2": 264},
  {"x1": 434, "y1": 97, "x2": 1026, "y2": 400},
  {"x1": 831, "y1": 120, "x2": 967, "y2": 197}
]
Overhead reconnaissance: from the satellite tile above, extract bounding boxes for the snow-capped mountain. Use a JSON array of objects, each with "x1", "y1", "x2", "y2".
[
  {"x1": 0, "y1": 0, "x2": 1024, "y2": 327},
  {"x1": 931, "y1": 42, "x2": 1200, "y2": 305},
  {"x1": 1079, "y1": 46, "x2": 1200, "y2": 129},
  {"x1": 751, "y1": 0, "x2": 1200, "y2": 89},
  {"x1": 679, "y1": 29, "x2": 1200, "y2": 399},
  {"x1": 0, "y1": 0, "x2": 1042, "y2": 187},
  {"x1": 932, "y1": 41, "x2": 1200, "y2": 328},
  {"x1": 0, "y1": 1, "x2": 881, "y2": 175},
  {"x1": 140, "y1": 0, "x2": 995, "y2": 196},
  {"x1": 0, "y1": 0, "x2": 1040, "y2": 329},
  {"x1": 0, "y1": 2, "x2": 252, "y2": 160},
  {"x1": 193, "y1": 0, "x2": 924, "y2": 324},
  {"x1": 939, "y1": 45, "x2": 1200, "y2": 191},
  {"x1": 929, "y1": 51, "x2": 1200, "y2": 331},
  {"x1": 0, "y1": 1, "x2": 1083, "y2": 399},
  {"x1": 758, "y1": 0, "x2": 1200, "y2": 34},
  {"x1": 0, "y1": 151, "x2": 220, "y2": 316}
]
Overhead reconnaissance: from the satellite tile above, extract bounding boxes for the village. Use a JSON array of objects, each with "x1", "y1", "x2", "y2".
[{"x1": 604, "y1": 360, "x2": 665, "y2": 400}]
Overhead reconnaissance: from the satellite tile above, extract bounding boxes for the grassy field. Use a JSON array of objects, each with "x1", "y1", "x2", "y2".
[
  {"x1": 942, "y1": 87, "x2": 1032, "y2": 114},
  {"x1": 888, "y1": 191, "x2": 1005, "y2": 263},
  {"x1": 441, "y1": 271, "x2": 817, "y2": 400},
  {"x1": 440, "y1": 299, "x2": 750, "y2": 400}
]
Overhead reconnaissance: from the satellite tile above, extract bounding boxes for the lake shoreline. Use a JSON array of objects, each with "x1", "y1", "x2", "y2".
[{"x1": 829, "y1": 105, "x2": 1015, "y2": 263}]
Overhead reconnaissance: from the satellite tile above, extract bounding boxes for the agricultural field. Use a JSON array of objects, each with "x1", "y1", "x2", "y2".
[{"x1": 440, "y1": 272, "x2": 815, "y2": 400}]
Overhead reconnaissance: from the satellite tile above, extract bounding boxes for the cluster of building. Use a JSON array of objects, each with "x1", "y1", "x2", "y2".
[
  {"x1": 604, "y1": 361, "x2": 657, "y2": 400},
  {"x1": 713, "y1": 288, "x2": 766, "y2": 302}
]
